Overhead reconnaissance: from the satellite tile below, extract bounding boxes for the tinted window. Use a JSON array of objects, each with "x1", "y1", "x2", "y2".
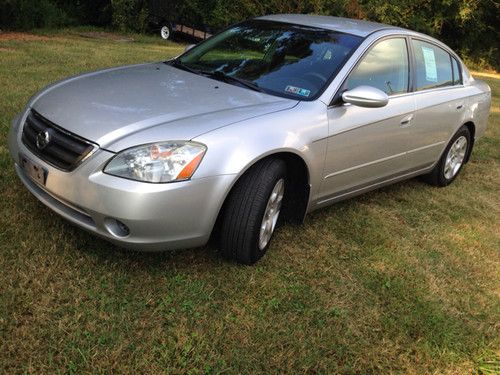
[
  {"x1": 179, "y1": 20, "x2": 362, "y2": 100},
  {"x1": 451, "y1": 57, "x2": 462, "y2": 85},
  {"x1": 412, "y1": 40, "x2": 453, "y2": 90},
  {"x1": 347, "y1": 38, "x2": 409, "y2": 95}
]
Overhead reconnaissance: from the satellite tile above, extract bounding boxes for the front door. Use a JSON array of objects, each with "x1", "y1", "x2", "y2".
[{"x1": 319, "y1": 37, "x2": 415, "y2": 203}]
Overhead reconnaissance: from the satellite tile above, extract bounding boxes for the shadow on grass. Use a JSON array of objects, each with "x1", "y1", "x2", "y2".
[
  {"x1": 14, "y1": 171, "x2": 486, "y2": 272},
  {"x1": 48, "y1": 177, "x2": 427, "y2": 268}
]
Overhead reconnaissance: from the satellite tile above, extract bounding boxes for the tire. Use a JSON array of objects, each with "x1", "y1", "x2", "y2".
[
  {"x1": 160, "y1": 25, "x2": 171, "y2": 40},
  {"x1": 219, "y1": 158, "x2": 287, "y2": 264},
  {"x1": 422, "y1": 125, "x2": 471, "y2": 187}
]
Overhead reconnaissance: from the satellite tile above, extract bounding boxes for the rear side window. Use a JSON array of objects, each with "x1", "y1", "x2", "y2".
[
  {"x1": 346, "y1": 38, "x2": 409, "y2": 95},
  {"x1": 412, "y1": 40, "x2": 453, "y2": 90},
  {"x1": 451, "y1": 57, "x2": 462, "y2": 85}
]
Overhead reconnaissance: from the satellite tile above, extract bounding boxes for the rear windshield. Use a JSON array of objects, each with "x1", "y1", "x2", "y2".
[{"x1": 177, "y1": 20, "x2": 362, "y2": 100}]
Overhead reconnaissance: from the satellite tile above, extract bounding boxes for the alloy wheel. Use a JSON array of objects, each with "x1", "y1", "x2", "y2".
[
  {"x1": 258, "y1": 178, "x2": 285, "y2": 250},
  {"x1": 444, "y1": 135, "x2": 467, "y2": 179}
]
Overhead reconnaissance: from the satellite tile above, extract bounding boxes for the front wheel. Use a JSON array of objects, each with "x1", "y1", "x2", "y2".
[
  {"x1": 219, "y1": 158, "x2": 286, "y2": 264},
  {"x1": 422, "y1": 125, "x2": 471, "y2": 187}
]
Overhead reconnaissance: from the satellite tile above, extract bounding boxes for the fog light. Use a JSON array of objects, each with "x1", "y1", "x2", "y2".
[{"x1": 104, "y1": 218, "x2": 130, "y2": 238}]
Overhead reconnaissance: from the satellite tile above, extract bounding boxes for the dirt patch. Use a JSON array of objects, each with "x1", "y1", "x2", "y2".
[
  {"x1": 0, "y1": 32, "x2": 52, "y2": 41},
  {"x1": 471, "y1": 71, "x2": 500, "y2": 79},
  {"x1": 77, "y1": 31, "x2": 134, "y2": 42}
]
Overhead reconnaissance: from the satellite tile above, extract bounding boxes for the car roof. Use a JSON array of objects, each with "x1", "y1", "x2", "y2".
[{"x1": 256, "y1": 14, "x2": 403, "y2": 37}]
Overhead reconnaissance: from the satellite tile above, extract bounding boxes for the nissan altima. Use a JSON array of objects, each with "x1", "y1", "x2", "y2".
[{"x1": 8, "y1": 14, "x2": 491, "y2": 264}]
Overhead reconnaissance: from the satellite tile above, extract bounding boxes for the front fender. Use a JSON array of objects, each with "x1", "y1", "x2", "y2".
[{"x1": 192, "y1": 101, "x2": 329, "y2": 206}]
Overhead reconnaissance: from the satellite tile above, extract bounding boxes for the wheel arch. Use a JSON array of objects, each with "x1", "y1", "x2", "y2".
[
  {"x1": 209, "y1": 150, "x2": 311, "y2": 244},
  {"x1": 463, "y1": 121, "x2": 475, "y2": 163}
]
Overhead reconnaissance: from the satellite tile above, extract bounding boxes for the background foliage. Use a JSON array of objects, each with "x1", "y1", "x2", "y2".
[{"x1": 0, "y1": 0, "x2": 498, "y2": 69}]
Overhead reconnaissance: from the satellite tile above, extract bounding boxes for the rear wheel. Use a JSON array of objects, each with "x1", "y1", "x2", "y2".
[
  {"x1": 422, "y1": 125, "x2": 471, "y2": 186},
  {"x1": 219, "y1": 158, "x2": 286, "y2": 264}
]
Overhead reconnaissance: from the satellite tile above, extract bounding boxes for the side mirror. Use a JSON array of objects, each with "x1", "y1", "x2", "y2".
[
  {"x1": 184, "y1": 44, "x2": 196, "y2": 52},
  {"x1": 341, "y1": 86, "x2": 389, "y2": 108}
]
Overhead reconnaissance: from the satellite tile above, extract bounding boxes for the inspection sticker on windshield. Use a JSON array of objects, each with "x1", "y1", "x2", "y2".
[{"x1": 285, "y1": 85, "x2": 311, "y2": 97}]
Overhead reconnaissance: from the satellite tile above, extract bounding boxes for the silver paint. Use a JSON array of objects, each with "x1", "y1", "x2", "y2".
[{"x1": 341, "y1": 86, "x2": 389, "y2": 108}]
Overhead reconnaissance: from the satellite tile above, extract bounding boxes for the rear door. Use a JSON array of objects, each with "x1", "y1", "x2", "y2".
[
  {"x1": 320, "y1": 37, "x2": 415, "y2": 202},
  {"x1": 407, "y1": 39, "x2": 467, "y2": 169}
]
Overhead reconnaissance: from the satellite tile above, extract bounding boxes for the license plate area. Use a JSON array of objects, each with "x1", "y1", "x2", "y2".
[{"x1": 20, "y1": 154, "x2": 47, "y2": 186}]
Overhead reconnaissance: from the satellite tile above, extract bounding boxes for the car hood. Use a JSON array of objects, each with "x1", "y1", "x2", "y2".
[{"x1": 30, "y1": 62, "x2": 297, "y2": 151}]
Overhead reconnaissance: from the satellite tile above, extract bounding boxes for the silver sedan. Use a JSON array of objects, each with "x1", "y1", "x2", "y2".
[{"x1": 8, "y1": 14, "x2": 491, "y2": 263}]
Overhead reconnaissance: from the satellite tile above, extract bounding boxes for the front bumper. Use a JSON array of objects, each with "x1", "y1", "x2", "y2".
[{"x1": 8, "y1": 115, "x2": 235, "y2": 251}]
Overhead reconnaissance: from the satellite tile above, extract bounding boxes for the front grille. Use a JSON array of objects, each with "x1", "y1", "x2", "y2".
[{"x1": 22, "y1": 110, "x2": 95, "y2": 171}]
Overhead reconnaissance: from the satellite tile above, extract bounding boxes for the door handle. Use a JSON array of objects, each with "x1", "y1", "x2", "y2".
[
  {"x1": 400, "y1": 114, "x2": 414, "y2": 127},
  {"x1": 456, "y1": 104, "x2": 464, "y2": 110}
]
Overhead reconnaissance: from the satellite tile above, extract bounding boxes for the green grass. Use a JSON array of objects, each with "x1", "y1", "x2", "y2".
[{"x1": 0, "y1": 30, "x2": 499, "y2": 374}]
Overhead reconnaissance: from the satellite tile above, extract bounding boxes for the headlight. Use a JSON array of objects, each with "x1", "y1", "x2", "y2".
[{"x1": 104, "y1": 141, "x2": 206, "y2": 183}]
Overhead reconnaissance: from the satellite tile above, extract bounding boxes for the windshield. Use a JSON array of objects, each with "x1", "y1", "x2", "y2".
[{"x1": 176, "y1": 20, "x2": 362, "y2": 100}]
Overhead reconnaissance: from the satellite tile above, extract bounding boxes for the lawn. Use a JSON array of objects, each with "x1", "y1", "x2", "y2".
[{"x1": 0, "y1": 30, "x2": 498, "y2": 374}]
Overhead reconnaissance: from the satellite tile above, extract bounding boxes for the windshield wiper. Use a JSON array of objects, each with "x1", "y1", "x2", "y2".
[
  {"x1": 202, "y1": 70, "x2": 265, "y2": 93},
  {"x1": 168, "y1": 59, "x2": 201, "y2": 75},
  {"x1": 168, "y1": 61, "x2": 265, "y2": 93}
]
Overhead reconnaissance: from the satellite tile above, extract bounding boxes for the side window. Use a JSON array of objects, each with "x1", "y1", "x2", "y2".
[
  {"x1": 347, "y1": 38, "x2": 409, "y2": 95},
  {"x1": 412, "y1": 40, "x2": 453, "y2": 90},
  {"x1": 451, "y1": 57, "x2": 462, "y2": 85}
]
